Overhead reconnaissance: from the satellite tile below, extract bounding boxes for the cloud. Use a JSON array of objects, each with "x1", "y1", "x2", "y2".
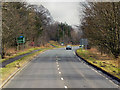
[{"x1": 27, "y1": 2, "x2": 83, "y2": 26}]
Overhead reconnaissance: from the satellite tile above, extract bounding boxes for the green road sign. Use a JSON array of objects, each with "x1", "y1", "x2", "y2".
[{"x1": 17, "y1": 36, "x2": 25, "y2": 44}]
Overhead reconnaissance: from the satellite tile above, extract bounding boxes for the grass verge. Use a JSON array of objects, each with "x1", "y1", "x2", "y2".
[
  {"x1": 76, "y1": 48, "x2": 120, "y2": 79},
  {"x1": 0, "y1": 47, "x2": 42, "y2": 63}
]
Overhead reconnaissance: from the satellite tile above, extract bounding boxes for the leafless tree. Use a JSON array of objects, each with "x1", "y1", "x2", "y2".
[{"x1": 81, "y1": 2, "x2": 120, "y2": 58}]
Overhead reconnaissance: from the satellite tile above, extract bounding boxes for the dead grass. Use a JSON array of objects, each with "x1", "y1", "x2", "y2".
[
  {"x1": 77, "y1": 48, "x2": 120, "y2": 79},
  {"x1": 88, "y1": 48, "x2": 119, "y2": 68},
  {"x1": 2, "y1": 41, "x2": 61, "y2": 61}
]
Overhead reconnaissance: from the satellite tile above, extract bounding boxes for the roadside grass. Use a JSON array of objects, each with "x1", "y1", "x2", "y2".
[
  {"x1": 49, "y1": 41, "x2": 65, "y2": 48},
  {"x1": 76, "y1": 48, "x2": 120, "y2": 79},
  {"x1": 0, "y1": 40, "x2": 62, "y2": 63},
  {"x1": 0, "y1": 47, "x2": 42, "y2": 63},
  {"x1": 0, "y1": 47, "x2": 54, "y2": 83},
  {"x1": 0, "y1": 40, "x2": 63, "y2": 83}
]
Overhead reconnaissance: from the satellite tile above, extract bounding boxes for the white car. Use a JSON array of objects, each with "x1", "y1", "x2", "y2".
[{"x1": 66, "y1": 45, "x2": 72, "y2": 50}]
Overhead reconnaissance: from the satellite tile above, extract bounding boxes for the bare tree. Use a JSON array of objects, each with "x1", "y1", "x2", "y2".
[
  {"x1": 81, "y1": 2, "x2": 120, "y2": 58},
  {"x1": 0, "y1": 2, "x2": 2, "y2": 58}
]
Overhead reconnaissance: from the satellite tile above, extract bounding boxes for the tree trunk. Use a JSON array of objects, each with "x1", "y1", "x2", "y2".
[{"x1": 0, "y1": 2, "x2": 2, "y2": 59}]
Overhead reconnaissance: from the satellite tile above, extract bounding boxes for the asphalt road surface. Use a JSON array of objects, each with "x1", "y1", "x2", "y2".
[{"x1": 3, "y1": 47, "x2": 119, "y2": 88}]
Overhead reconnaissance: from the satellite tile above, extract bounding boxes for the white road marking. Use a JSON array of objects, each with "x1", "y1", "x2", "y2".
[
  {"x1": 1, "y1": 59, "x2": 32, "y2": 88},
  {"x1": 59, "y1": 72, "x2": 61, "y2": 74},
  {"x1": 77, "y1": 58, "x2": 80, "y2": 60},
  {"x1": 77, "y1": 57, "x2": 119, "y2": 87},
  {"x1": 57, "y1": 68, "x2": 60, "y2": 70},
  {"x1": 57, "y1": 65, "x2": 59, "y2": 67},
  {"x1": 61, "y1": 77, "x2": 64, "y2": 80},
  {"x1": 64, "y1": 86, "x2": 68, "y2": 88},
  {"x1": 73, "y1": 52, "x2": 75, "y2": 55}
]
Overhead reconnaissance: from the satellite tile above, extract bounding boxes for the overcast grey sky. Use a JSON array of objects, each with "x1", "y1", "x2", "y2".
[{"x1": 27, "y1": 1, "x2": 83, "y2": 26}]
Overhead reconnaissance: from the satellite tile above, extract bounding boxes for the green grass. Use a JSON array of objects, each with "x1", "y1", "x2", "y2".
[
  {"x1": 76, "y1": 48, "x2": 120, "y2": 79},
  {"x1": 0, "y1": 47, "x2": 42, "y2": 63}
]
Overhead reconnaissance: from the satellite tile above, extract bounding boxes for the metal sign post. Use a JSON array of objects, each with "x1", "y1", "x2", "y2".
[
  {"x1": 17, "y1": 36, "x2": 25, "y2": 51},
  {"x1": 80, "y1": 38, "x2": 88, "y2": 50}
]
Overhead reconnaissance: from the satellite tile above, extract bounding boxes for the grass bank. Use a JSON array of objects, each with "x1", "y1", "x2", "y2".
[
  {"x1": 0, "y1": 47, "x2": 42, "y2": 63},
  {"x1": 76, "y1": 48, "x2": 120, "y2": 79}
]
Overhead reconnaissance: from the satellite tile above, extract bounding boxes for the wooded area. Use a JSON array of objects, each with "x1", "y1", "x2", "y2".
[
  {"x1": 81, "y1": 2, "x2": 120, "y2": 58},
  {"x1": 1, "y1": 2, "x2": 80, "y2": 59}
]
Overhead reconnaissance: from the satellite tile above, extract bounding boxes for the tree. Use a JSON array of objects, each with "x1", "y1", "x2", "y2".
[
  {"x1": 81, "y1": 2, "x2": 120, "y2": 58},
  {"x1": 0, "y1": 2, "x2": 2, "y2": 58},
  {"x1": 2, "y1": 2, "x2": 29, "y2": 57}
]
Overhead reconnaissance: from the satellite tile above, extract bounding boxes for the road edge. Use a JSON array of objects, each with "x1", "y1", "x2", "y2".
[
  {"x1": 0, "y1": 49, "x2": 49, "y2": 88},
  {"x1": 75, "y1": 49, "x2": 120, "y2": 87}
]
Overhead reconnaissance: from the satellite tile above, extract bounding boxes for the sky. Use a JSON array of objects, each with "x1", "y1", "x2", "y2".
[{"x1": 27, "y1": 1, "x2": 84, "y2": 26}]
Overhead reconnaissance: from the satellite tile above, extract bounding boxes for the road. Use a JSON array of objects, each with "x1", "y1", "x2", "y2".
[{"x1": 3, "y1": 47, "x2": 118, "y2": 88}]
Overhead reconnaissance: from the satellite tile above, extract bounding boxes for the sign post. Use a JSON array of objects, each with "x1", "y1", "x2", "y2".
[
  {"x1": 80, "y1": 38, "x2": 88, "y2": 50},
  {"x1": 17, "y1": 36, "x2": 25, "y2": 50}
]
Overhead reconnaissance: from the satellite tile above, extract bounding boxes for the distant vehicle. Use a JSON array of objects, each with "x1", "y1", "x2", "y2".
[
  {"x1": 61, "y1": 42, "x2": 64, "y2": 46},
  {"x1": 61, "y1": 43, "x2": 64, "y2": 46},
  {"x1": 79, "y1": 45, "x2": 91, "y2": 49},
  {"x1": 66, "y1": 45, "x2": 72, "y2": 50},
  {"x1": 79, "y1": 45, "x2": 84, "y2": 48}
]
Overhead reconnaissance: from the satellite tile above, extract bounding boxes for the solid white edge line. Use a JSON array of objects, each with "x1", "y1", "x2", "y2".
[
  {"x1": 77, "y1": 57, "x2": 119, "y2": 87},
  {"x1": 0, "y1": 60, "x2": 31, "y2": 88},
  {"x1": 1, "y1": 50, "x2": 48, "y2": 88},
  {"x1": 73, "y1": 52, "x2": 75, "y2": 55}
]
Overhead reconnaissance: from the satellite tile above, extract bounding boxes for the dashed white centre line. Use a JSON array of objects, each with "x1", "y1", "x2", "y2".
[
  {"x1": 59, "y1": 72, "x2": 61, "y2": 74},
  {"x1": 64, "y1": 86, "x2": 68, "y2": 88},
  {"x1": 57, "y1": 65, "x2": 59, "y2": 67},
  {"x1": 55, "y1": 58, "x2": 68, "y2": 88},
  {"x1": 61, "y1": 77, "x2": 64, "y2": 80}
]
